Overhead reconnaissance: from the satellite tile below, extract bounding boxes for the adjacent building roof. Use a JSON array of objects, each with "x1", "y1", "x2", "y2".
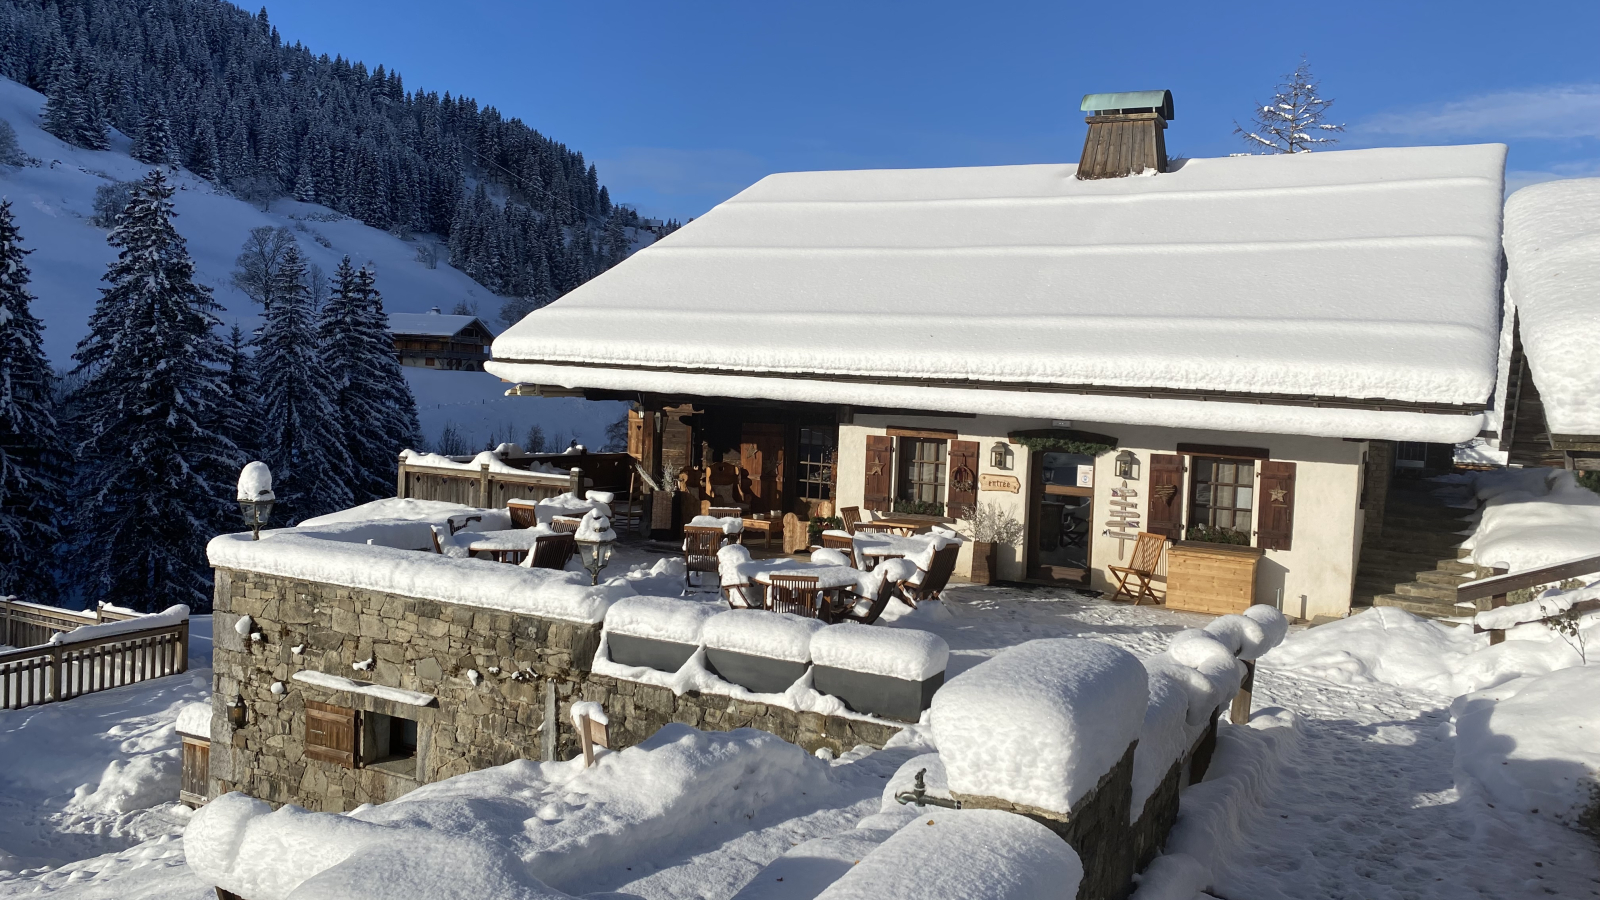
[
  {"x1": 1503, "y1": 177, "x2": 1600, "y2": 438},
  {"x1": 390, "y1": 312, "x2": 492, "y2": 339},
  {"x1": 489, "y1": 145, "x2": 1508, "y2": 442}
]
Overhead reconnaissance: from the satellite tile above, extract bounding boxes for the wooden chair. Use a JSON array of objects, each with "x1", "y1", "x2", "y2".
[
  {"x1": 899, "y1": 542, "x2": 960, "y2": 608},
  {"x1": 766, "y1": 573, "x2": 824, "y2": 619},
  {"x1": 528, "y1": 533, "x2": 577, "y2": 570},
  {"x1": 839, "y1": 506, "x2": 863, "y2": 534},
  {"x1": 1109, "y1": 532, "x2": 1166, "y2": 605},
  {"x1": 828, "y1": 571, "x2": 898, "y2": 625},
  {"x1": 683, "y1": 525, "x2": 728, "y2": 589}
]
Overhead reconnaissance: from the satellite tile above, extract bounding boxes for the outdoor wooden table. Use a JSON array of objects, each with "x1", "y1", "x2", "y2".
[
  {"x1": 752, "y1": 565, "x2": 863, "y2": 616},
  {"x1": 852, "y1": 533, "x2": 942, "y2": 569},
  {"x1": 468, "y1": 527, "x2": 556, "y2": 564},
  {"x1": 740, "y1": 516, "x2": 780, "y2": 548},
  {"x1": 859, "y1": 515, "x2": 942, "y2": 536}
]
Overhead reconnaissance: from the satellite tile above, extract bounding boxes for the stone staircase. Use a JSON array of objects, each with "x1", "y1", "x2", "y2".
[{"x1": 1354, "y1": 478, "x2": 1480, "y2": 619}]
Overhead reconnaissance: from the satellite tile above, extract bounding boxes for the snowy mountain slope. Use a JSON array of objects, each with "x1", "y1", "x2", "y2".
[{"x1": 0, "y1": 75, "x2": 620, "y2": 448}]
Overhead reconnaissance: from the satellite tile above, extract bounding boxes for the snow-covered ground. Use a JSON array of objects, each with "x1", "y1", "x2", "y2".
[{"x1": 2, "y1": 585, "x2": 1596, "y2": 900}]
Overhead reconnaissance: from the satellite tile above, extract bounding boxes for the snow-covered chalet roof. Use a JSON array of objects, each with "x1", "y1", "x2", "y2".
[
  {"x1": 389, "y1": 313, "x2": 490, "y2": 339},
  {"x1": 489, "y1": 145, "x2": 1508, "y2": 442},
  {"x1": 1503, "y1": 177, "x2": 1600, "y2": 437}
]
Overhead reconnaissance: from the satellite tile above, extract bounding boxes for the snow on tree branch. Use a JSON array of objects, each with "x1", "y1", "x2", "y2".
[{"x1": 1233, "y1": 57, "x2": 1346, "y2": 154}]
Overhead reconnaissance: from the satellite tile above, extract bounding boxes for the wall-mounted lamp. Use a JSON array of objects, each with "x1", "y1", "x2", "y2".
[
  {"x1": 1114, "y1": 450, "x2": 1140, "y2": 481},
  {"x1": 989, "y1": 442, "x2": 1013, "y2": 471},
  {"x1": 227, "y1": 694, "x2": 247, "y2": 729}
]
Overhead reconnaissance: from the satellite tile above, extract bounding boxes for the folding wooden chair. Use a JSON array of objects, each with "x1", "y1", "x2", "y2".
[
  {"x1": 529, "y1": 533, "x2": 577, "y2": 570},
  {"x1": 827, "y1": 571, "x2": 899, "y2": 625},
  {"x1": 899, "y1": 542, "x2": 960, "y2": 608},
  {"x1": 683, "y1": 525, "x2": 728, "y2": 589},
  {"x1": 839, "y1": 506, "x2": 863, "y2": 534},
  {"x1": 766, "y1": 573, "x2": 824, "y2": 619},
  {"x1": 1109, "y1": 532, "x2": 1166, "y2": 605}
]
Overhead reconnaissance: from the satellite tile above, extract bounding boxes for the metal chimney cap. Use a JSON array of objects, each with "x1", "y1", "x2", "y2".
[{"x1": 1080, "y1": 90, "x2": 1174, "y2": 120}]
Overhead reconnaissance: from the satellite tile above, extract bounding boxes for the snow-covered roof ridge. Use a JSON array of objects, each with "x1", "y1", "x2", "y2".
[
  {"x1": 1503, "y1": 177, "x2": 1600, "y2": 435},
  {"x1": 389, "y1": 312, "x2": 491, "y2": 338},
  {"x1": 493, "y1": 145, "x2": 1508, "y2": 434}
]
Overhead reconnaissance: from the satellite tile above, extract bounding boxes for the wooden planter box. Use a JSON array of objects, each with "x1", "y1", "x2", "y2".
[
  {"x1": 1165, "y1": 541, "x2": 1262, "y2": 615},
  {"x1": 812, "y1": 667, "x2": 944, "y2": 723},
  {"x1": 968, "y1": 541, "x2": 996, "y2": 585},
  {"x1": 704, "y1": 649, "x2": 808, "y2": 695}
]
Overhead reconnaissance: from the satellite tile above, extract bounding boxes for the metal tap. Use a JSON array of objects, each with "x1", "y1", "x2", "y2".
[{"x1": 893, "y1": 768, "x2": 961, "y2": 809}]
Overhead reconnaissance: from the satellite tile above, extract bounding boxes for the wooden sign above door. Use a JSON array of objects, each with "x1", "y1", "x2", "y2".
[{"x1": 979, "y1": 473, "x2": 1021, "y2": 493}]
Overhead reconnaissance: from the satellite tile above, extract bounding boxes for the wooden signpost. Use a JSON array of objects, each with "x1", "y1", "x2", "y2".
[{"x1": 577, "y1": 710, "x2": 610, "y2": 767}]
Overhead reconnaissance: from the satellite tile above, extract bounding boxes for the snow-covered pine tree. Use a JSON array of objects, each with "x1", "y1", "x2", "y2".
[
  {"x1": 68, "y1": 170, "x2": 241, "y2": 612},
  {"x1": 131, "y1": 98, "x2": 175, "y2": 166},
  {"x1": 352, "y1": 263, "x2": 420, "y2": 484},
  {"x1": 219, "y1": 324, "x2": 260, "y2": 460},
  {"x1": 0, "y1": 200, "x2": 68, "y2": 601},
  {"x1": 255, "y1": 244, "x2": 353, "y2": 522},
  {"x1": 1235, "y1": 57, "x2": 1345, "y2": 154}
]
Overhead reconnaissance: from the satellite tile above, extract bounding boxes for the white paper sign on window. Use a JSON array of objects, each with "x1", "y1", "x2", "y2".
[{"x1": 1077, "y1": 465, "x2": 1094, "y2": 488}]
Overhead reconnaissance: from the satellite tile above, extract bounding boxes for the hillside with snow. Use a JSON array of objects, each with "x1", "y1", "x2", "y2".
[{"x1": 0, "y1": 76, "x2": 625, "y2": 450}]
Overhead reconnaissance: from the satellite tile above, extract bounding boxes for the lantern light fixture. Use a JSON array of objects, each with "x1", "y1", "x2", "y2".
[
  {"x1": 989, "y1": 442, "x2": 1013, "y2": 471},
  {"x1": 574, "y1": 509, "x2": 618, "y2": 585},
  {"x1": 236, "y1": 461, "x2": 276, "y2": 540},
  {"x1": 1115, "y1": 450, "x2": 1140, "y2": 481}
]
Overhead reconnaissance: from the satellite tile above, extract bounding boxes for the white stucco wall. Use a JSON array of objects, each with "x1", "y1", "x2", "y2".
[{"x1": 837, "y1": 414, "x2": 1368, "y2": 619}]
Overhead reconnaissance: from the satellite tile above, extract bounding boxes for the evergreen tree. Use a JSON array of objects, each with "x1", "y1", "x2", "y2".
[
  {"x1": 354, "y1": 263, "x2": 420, "y2": 469},
  {"x1": 254, "y1": 244, "x2": 352, "y2": 522},
  {"x1": 1235, "y1": 57, "x2": 1345, "y2": 154},
  {"x1": 68, "y1": 171, "x2": 240, "y2": 612},
  {"x1": 131, "y1": 98, "x2": 174, "y2": 165},
  {"x1": 0, "y1": 200, "x2": 67, "y2": 601},
  {"x1": 218, "y1": 324, "x2": 259, "y2": 460}
]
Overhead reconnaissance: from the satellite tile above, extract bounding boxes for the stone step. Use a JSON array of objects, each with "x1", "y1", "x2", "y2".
[
  {"x1": 1372, "y1": 593, "x2": 1463, "y2": 619},
  {"x1": 1416, "y1": 570, "x2": 1473, "y2": 587},
  {"x1": 1434, "y1": 559, "x2": 1479, "y2": 576},
  {"x1": 1394, "y1": 580, "x2": 1459, "y2": 601},
  {"x1": 1381, "y1": 510, "x2": 1474, "y2": 527}
]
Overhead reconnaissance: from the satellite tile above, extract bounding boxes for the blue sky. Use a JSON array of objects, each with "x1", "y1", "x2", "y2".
[{"x1": 262, "y1": 0, "x2": 1600, "y2": 220}]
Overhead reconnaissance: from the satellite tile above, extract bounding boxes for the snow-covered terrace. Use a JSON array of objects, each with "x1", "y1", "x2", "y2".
[{"x1": 490, "y1": 144, "x2": 1508, "y2": 443}]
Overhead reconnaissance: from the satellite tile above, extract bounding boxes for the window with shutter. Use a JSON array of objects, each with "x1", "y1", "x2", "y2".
[
  {"x1": 947, "y1": 440, "x2": 979, "y2": 518},
  {"x1": 1146, "y1": 454, "x2": 1185, "y2": 540},
  {"x1": 304, "y1": 700, "x2": 359, "y2": 768},
  {"x1": 863, "y1": 435, "x2": 893, "y2": 512},
  {"x1": 1257, "y1": 461, "x2": 1296, "y2": 551}
]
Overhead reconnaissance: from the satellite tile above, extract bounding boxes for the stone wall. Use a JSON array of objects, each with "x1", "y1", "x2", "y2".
[{"x1": 210, "y1": 567, "x2": 899, "y2": 812}]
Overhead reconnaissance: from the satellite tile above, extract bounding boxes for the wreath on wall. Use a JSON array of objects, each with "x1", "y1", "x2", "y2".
[{"x1": 951, "y1": 465, "x2": 976, "y2": 495}]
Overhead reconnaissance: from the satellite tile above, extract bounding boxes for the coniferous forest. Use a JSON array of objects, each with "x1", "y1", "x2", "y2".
[
  {"x1": 0, "y1": 0, "x2": 677, "y2": 612},
  {"x1": 0, "y1": 0, "x2": 671, "y2": 325}
]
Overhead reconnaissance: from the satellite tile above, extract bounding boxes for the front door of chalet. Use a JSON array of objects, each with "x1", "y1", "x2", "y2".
[
  {"x1": 740, "y1": 423, "x2": 786, "y2": 516},
  {"x1": 1026, "y1": 451, "x2": 1094, "y2": 584}
]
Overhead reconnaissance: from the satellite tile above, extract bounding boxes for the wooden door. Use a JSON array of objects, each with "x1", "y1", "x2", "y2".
[{"x1": 741, "y1": 423, "x2": 786, "y2": 514}]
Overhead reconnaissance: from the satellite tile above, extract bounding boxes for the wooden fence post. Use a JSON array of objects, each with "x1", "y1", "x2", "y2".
[
  {"x1": 1229, "y1": 659, "x2": 1255, "y2": 725},
  {"x1": 396, "y1": 453, "x2": 409, "y2": 499},
  {"x1": 180, "y1": 618, "x2": 190, "y2": 674},
  {"x1": 568, "y1": 466, "x2": 583, "y2": 497},
  {"x1": 1488, "y1": 565, "x2": 1509, "y2": 646},
  {"x1": 477, "y1": 463, "x2": 491, "y2": 508},
  {"x1": 49, "y1": 643, "x2": 62, "y2": 702},
  {"x1": 1, "y1": 598, "x2": 11, "y2": 647}
]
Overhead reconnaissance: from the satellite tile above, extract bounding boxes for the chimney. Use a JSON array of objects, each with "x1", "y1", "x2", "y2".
[
  {"x1": 1075, "y1": 90, "x2": 1174, "y2": 180},
  {"x1": 428, "y1": 306, "x2": 442, "y2": 314}
]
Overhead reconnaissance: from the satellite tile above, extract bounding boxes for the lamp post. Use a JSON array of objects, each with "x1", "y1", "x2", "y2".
[
  {"x1": 237, "y1": 461, "x2": 276, "y2": 540},
  {"x1": 574, "y1": 509, "x2": 617, "y2": 585}
]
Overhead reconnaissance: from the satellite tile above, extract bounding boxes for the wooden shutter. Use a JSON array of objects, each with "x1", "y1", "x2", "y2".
[
  {"x1": 304, "y1": 700, "x2": 359, "y2": 768},
  {"x1": 947, "y1": 440, "x2": 979, "y2": 517},
  {"x1": 863, "y1": 435, "x2": 893, "y2": 512},
  {"x1": 1146, "y1": 454, "x2": 1185, "y2": 540},
  {"x1": 1257, "y1": 461, "x2": 1296, "y2": 551}
]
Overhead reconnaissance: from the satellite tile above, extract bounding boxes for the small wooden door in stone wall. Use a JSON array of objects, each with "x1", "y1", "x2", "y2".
[{"x1": 740, "y1": 423, "x2": 785, "y2": 514}]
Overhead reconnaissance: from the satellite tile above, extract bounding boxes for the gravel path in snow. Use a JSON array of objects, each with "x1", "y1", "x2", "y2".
[{"x1": 1210, "y1": 664, "x2": 1600, "y2": 900}]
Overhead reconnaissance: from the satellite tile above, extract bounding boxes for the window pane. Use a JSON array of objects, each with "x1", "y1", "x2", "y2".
[
  {"x1": 1236, "y1": 487, "x2": 1253, "y2": 509},
  {"x1": 1195, "y1": 484, "x2": 1212, "y2": 505},
  {"x1": 1218, "y1": 462, "x2": 1236, "y2": 483},
  {"x1": 1216, "y1": 485, "x2": 1234, "y2": 508},
  {"x1": 1237, "y1": 462, "x2": 1254, "y2": 482},
  {"x1": 1216, "y1": 510, "x2": 1234, "y2": 529},
  {"x1": 1195, "y1": 462, "x2": 1213, "y2": 484}
]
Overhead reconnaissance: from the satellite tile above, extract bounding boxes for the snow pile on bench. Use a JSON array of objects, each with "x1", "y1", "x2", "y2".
[
  {"x1": 186, "y1": 725, "x2": 843, "y2": 900},
  {"x1": 813, "y1": 808, "x2": 1082, "y2": 900},
  {"x1": 811, "y1": 623, "x2": 948, "y2": 681},
  {"x1": 703, "y1": 609, "x2": 826, "y2": 663},
  {"x1": 603, "y1": 595, "x2": 723, "y2": 645},
  {"x1": 1462, "y1": 468, "x2": 1600, "y2": 573},
  {"x1": 1453, "y1": 664, "x2": 1600, "y2": 829},
  {"x1": 930, "y1": 639, "x2": 1147, "y2": 812},
  {"x1": 1503, "y1": 176, "x2": 1600, "y2": 436},
  {"x1": 49, "y1": 605, "x2": 189, "y2": 645},
  {"x1": 208, "y1": 530, "x2": 625, "y2": 624}
]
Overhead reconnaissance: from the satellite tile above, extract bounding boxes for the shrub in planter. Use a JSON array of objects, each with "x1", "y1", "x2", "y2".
[
  {"x1": 962, "y1": 503, "x2": 1024, "y2": 586},
  {"x1": 811, "y1": 623, "x2": 949, "y2": 722},
  {"x1": 603, "y1": 595, "x2": 722, "y2": 674},
  {"x1": 702, "y1": 609, "x2": 825, "y2": 694}
]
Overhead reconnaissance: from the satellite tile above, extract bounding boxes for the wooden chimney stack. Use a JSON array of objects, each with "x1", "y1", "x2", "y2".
[{"x1": 1076, "y1": 90, "x2": 1174, "y2": 180}]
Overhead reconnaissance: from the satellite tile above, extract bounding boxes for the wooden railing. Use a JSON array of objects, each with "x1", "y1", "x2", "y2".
[
  {"x1": 396, "y1": 451, "x2": 652, "y2": 533},
  {"x1": 1457, "y1": 551, "x2": 1600, "y2": 645},
  {"x1": 0, "y1": 603, "x2": 188, "y2": 711},
  {"x1": 0, "y1": 598, "x2": 141, "y2": 649}
]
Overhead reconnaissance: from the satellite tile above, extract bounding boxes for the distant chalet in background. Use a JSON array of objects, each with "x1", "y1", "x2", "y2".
[{"x1": 389, "y1": 309, "x2": 495, "y2": 371}]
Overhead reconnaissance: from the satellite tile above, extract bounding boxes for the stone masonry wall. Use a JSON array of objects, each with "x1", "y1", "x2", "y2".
[{"x1": 210, "y1": 568, "x2": 899, "y2": 812}]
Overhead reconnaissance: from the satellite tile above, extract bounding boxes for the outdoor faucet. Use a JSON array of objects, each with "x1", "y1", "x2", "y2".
[{"x1": 893, "y1": 768, "x2": 960, "y2": 809}]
